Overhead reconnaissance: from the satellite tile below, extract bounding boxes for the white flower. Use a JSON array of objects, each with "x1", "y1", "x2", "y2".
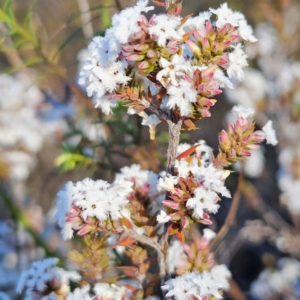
[
  {"x1": 227, "y1": 44, "x2": 248, "y2": 80},
  {"x1": 231, "y1": 105, "x2": 255, "y2": 121},
  {"x1": 148, "y1": 14, "x2": 182, "y2": 46},
  {"x1": 210, "y1": 3, "x2": 245, "y2": 28},
  {"x1": 238, "y1": 19, "x2": 257, "y2": 42},
  {"x1": 186, "y1": 187, "x2": 220, "y2": 219},
  {"x1": 203, "y1": 228, "x2": 216, "y2": 242},
  {"x1": 56, "y1": 178, "x2": 132, "y2": 239},
  {"x1": 66, "y1": 285, "x2": 92, "y2": 300},
  {"x1": 157, "y1": 55, "x2": 192, "y2": 87},
  {"x1": 195, "y1": 140, "x2": 213, "y2": 167},
  {"x1": 156, "y1": 210, "x2": 171, "y2": 223},
  {"x1": 109, "y1": 0, "x2": 154, "y2": 44},
  {"x1": 94, "y1": 283, "x2": 126, "y2": 300},
  {"x1": 166, "y1": 80, "x2": 198, "y2": 116},
  {"x1": 162, "y1": 267, "x2": 231, "y2": 300},
  {"x1": 183, "y1": 11, "x2": 212, "y2": 31},
  {"x1": 167, "y1": 240, "x2": 185, "y2": 273},
  {"x1": 157, "y1": 175, "x2": 178, "y2": 192},
  {"x1": 17, "y1": 258, "x2": 81, "y2": 296},
  {"x1": 262, "y1": 121, "x2": 278, "y2": 146}
]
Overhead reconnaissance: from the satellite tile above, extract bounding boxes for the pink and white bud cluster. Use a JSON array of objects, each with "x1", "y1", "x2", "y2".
[
  {"x1": 215, "y1": 105, "x2": 277, "y2": 168},
  {"x1": 79, "y1": 1, "x2": 257, "y2": 127},
  {"x1": 162, "y1": 264, "x2": 231, "y2": 300},
  {"x1": 17, "y1": 258, "x2": 81, "y2": 300},
  {"x1": 56, "y1": 178, "x2": 133, "y2": 239},
  {"x1": 157, "y1": 157, "x2": 230, "y2": 238}
]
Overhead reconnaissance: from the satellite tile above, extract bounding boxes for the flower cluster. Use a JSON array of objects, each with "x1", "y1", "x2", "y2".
[
  {"x1": 17, "y1": 258, "x2": 81, "y2": 300},
  {"x1": 157, "y1": 149, "x2": 231, "y2": 240},
  {"x1": 162, "y1": 264, "x2": 231, "y2": 300},
  {"x1": 56, "y1": 178, "x2": 133, "y2": 239},
  {"x1": 79, "y1": 0, "x2": 257, "y2": 134}
]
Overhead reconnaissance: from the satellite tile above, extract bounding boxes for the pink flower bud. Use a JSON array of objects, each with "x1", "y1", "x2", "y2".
[
  {"x1": 77, "y1": 224, "x2": 95, "y2": 236},
  {"x1": 252, "y1": 130, "x2": 265, "y2": 143},
  {"x1": 185, "y1": 40, "x2": 201, "y2": 58},
  {"x1": 126, "y1": 54, "x2": 145, "y2": 61},
  {"x1": 138, "y1": 61, "x2": 150, "y2": 69},
  {"x1": 163, "y1": 200, "x2": 180, "y2": 210}
]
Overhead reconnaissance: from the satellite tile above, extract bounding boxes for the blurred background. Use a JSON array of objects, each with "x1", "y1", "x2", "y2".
[{"x1": 0, "y1": 0, "x2": 300, "y2": 299}]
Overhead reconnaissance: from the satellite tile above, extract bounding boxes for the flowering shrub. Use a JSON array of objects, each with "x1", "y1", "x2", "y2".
[{"x1": 14, "y1": 0, "x2": 280, "y2": 299}]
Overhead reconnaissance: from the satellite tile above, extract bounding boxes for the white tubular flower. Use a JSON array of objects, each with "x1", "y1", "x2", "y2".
[
  {"x1": 156, "y1": 55, "x2": 192, "y2": 87},
  {"x1": 262, "y1": 121, "x2": 278, "y2": 146},
  {"x1": 203, "y1": 228, "x2": 216, "y2": 243},
  {"x1": 157, "y1": 210, "x2": 171, "y2": 223},
  {"x1": 148, "y1": 14, "x2": 182, "y2": 47},
  {"x1": 183, "y1": 11, "x2": 212, "y2": 31},
  {"x1": 227, "y1": 44, "x2": 248, "y2": 80},
  {"x1": 127, "y1": 107, "x2": 148, "y2": 118},
  {"x1": 142, "y1": 114, "x2": 161, "y2": 140}
]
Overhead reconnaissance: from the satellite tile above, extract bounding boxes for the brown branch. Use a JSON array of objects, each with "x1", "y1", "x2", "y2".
[
  {"x1": 211, "y1": 172, "x2": 244, "y2": 250},
  {"x1": 228, "y1": 279, "x2": 247, "y2": 300},
  {"x1": 125, "y1": 229, "x2": 166, "y2": 278}
]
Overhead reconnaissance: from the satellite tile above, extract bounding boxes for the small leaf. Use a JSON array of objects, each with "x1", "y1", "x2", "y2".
[
  {"x1": 118, "y1": 266, "x2": 139, "y2": 278},
  {"x1": 176, "y1": 143, "x2": 200, "y2": 160},
  {"x1": 167, "y1": 223, "x2": 180, "y2": 235},
  {"x1": 114, "y1": 236, "x2": 136, "y2": 247},
  {"x1": 176, "y1": 229, "x2": 185, "y2": 243}
]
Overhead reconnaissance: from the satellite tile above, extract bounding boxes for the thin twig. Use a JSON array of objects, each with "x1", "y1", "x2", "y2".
[
  {"x1": 125, "y1": 229, "x2": 166, "y2": 277},
  {"x1": 211, "y1": 172, "x2": 244, "y2": 250},
  {"x1": 228, "y1": 279, "x2": 247, "y2": 300}
]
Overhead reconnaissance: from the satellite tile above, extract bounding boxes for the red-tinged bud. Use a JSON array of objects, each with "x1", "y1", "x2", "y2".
[
  {"x1": 185, "y1": 40, "x2": 201, "y2": 58},
  {"x1": 181, "y1": 216, "x2": 189, "y2": 229},
  {"x1": 203, "y1": 98, "x2": 217, "y2": 106},
  {"x1": 201, "y1": 218, "x2": 213, "y2": 225},
  {"x1": 228, "y1": 122, "x2": 234, "y2": 134},
  {"x1": 138, "y1": 14, "x2": 148, "y2": 27},
  {"x1": 214, "y1": 54, "x2": 229, "y2": 67},
  {"x1": 194, "y1": 30, "x2": 203, "y2": 41},
  {"x1": 173, "y1": 187, "x2": 186, "y2": 197},
  {"x1": 205, "y1": 21, "x2": 214, "y2": 34},
  {"x1": 164, "y1": 47, "x2": 179, "y2": 55},
  {"x1": 252, "y1": 130, "x2": 265, "y2": 143},
  {"x1": 65, "y1": 216, "x2": 81, "y2": 223},
  {"x1": 77, "y1": 224, "x2": 95, "y2": 236},
  {"x1": 229, "y1": 34, "x2": 239, "y2": 42},
  {"x1": 219, "y1": 130, "x2": 231, "y2": 152},
  {"x1": 239, "y1": 149, "x2": 251, "y2": 157},
  {"x1": 138, "y1": 61, "x2": 150, "y2": 69},
  {"x1": 206, "y1": 260, "x2": 215, "y2": 269},
  {"x1": 169, "y1": 213, "x2": 181, "y2": 221},
  {"x1": 228, "y1": 148, "x2": 236, "y2": 158},
  {"x1": 218, "y1": 24, "x2": 229, "y2": 36},
  {"x1": 174, "y1": 3, "x2": 182, "y2": 15},
  {"x1": 199, "y1": 108, "x2": 211, "y2": 117},
  {"x1": 126, "y1": 54, "x2": 145, "y2": 61},
  {"x1": 163, "y1": 200, "x2": 180, "y2": 210},
  {"x1": 202, "y1": 37, "x2": 210, "y2": 52},
  {"x1": 167, "y1": 40, "x2": 178, "y2": 48},
  {"x1": 134, "y1": 44, "x2": 148, "y2": 52},
  {"x1": 122, "y1": 45, "x2": 135, "y2": 52},
  {"x1": 221, "y1": 40, "x2": 232, "y2": 50},
  {"x1": 238, "y1": 116, "x2": 249, "y2": 126},
  {"x1": 248, "y1": 144, "x2": 260, "y2": 150},
  {"x1": 235, "y1": 119, "x2": 243, "y2": 135},
  {"x1": 146, "y1": 49, "x2": 156, "y2": 58},
  {"x1": 183, "y1": 243, "x2": 192, "y2": 256}
]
